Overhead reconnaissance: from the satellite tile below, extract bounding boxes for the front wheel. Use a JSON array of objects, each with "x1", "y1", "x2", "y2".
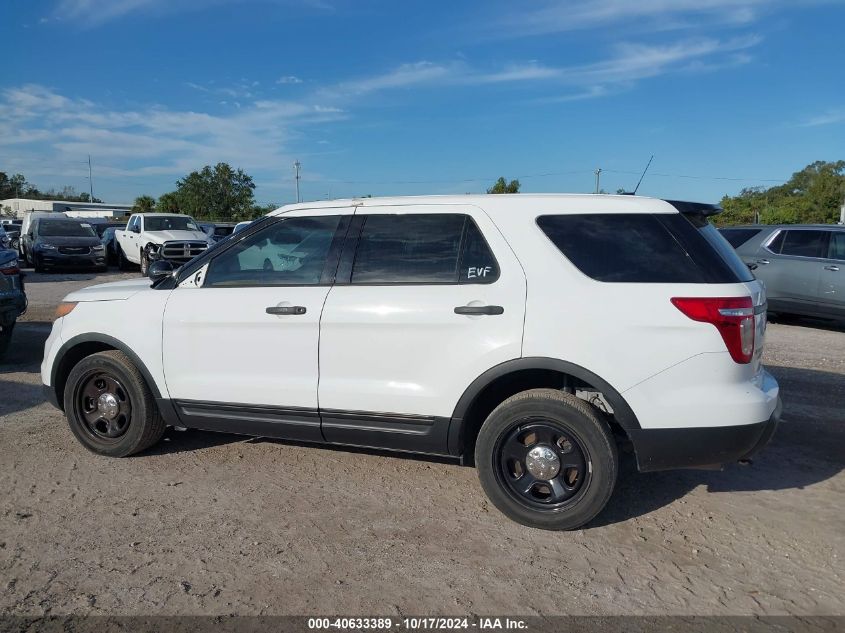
[
  {"x1": 140, "y1": 249, "x2": 150, "y2": 276},
  {"x1": 475, "y1": 389, "x2": 618, "y2": 530},
  {"x1": 117, "y1": 245, "x2": 130, "y2": 270},
  {"x1": 63, "y1": 350, "x2": 166, "y2": 457}
]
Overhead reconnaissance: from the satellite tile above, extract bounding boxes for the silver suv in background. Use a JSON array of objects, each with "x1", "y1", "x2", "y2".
[{"x1": 720, "y1": 224, "x2": 845, "y2": 319}]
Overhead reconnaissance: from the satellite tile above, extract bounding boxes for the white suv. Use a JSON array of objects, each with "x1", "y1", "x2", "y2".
[{"x1": 41, "y1": 195, "x2": 781, "y2": 530}]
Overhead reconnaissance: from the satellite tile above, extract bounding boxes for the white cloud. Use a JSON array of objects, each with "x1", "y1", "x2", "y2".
[
  {"x1": 483, "y1": 0, "x2": 801, "y2": 37},
  {"x1": 0, "y1": 84, "x2": 344, "y2": 187},
  {"x1": 801, "y1": 108, "x2": 845, "y2": 127},
  {"x1": 277, "y1": 76, "x2": 304, "y2": 84},
  {"x1": 54, "y1": 0, "x2": 330, "y2": 25}
]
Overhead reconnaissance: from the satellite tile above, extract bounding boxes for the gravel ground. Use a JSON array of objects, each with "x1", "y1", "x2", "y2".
[{"x1": 0, "y1": 270, "x2": 843, "y2": 616}]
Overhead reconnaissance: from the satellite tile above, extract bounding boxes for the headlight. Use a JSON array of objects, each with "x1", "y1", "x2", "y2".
[
  {"x1": 38, "y1": 243, "x2": 57, "y2": 250},
  {"x1": 93, "y1": 245, "x2": 106, "y2": 252}
]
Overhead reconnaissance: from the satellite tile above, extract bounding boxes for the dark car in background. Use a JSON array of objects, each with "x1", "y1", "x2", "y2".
[
  {"x1": 0, "y1": 247, "x2": 26, "y2": 358},
  {"x1": 719, "y1": 224, "x2": 845, "y2": 319},
  {"x1": 25, "y1": 218, "x2": 108, "y2": 273},
  {"x1": 100, "y1": 226, "x2": 122, "y2": 265}
]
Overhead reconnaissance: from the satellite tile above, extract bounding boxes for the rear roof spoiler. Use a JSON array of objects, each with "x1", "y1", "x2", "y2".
[{"x1": 663, "y1": 200, "x2": 723, "y2": 216}]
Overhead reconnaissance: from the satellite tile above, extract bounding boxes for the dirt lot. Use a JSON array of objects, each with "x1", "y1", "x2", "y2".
[{"x1": 1, "y1": 270, "x2": 843, "y2": 616}]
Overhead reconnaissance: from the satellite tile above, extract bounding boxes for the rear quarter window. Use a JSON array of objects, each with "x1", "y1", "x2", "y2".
[{"x1": 537, "y1": 213, "x2": 754, "y2": 284}]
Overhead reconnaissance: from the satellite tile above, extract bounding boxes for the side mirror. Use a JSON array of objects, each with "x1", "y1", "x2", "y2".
[
  {"x1": 148, "y1": 259, "x2": 175, "y2": 281},
  {"x1": 131, "y1": 226, "x2": 141, "y2": 234}
]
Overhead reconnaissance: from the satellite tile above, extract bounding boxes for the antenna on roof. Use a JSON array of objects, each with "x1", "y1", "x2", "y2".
[{"x1": 631, "y1": 155, "x2": 654, "y2": 195}]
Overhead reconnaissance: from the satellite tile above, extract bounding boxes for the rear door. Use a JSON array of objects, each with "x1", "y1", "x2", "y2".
[{"x1": 317, "y1": 204, "x2": 526, "y2": 454}]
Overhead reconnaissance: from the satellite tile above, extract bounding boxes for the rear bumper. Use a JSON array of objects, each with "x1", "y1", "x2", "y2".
[
  {"x1": 43, "y1": 383, "x2": 61, "y2": 409},
  {"x1": 629, "y1": 397, "x2": 782, "y2": 472}
]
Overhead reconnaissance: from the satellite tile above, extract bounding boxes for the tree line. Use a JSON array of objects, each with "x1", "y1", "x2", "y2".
[
  {"x1": 7, "y1": 161, "x2": 843, "y2": 225},
  {"x1": 135, "y1": 163, "x2": 272, "y2": 221},
  {"x1": 715, "y1": 160, "x2": 845, "y2": 225},
  {"x1": 0, "y1": 172, "x2": 102, "y2": 204}
]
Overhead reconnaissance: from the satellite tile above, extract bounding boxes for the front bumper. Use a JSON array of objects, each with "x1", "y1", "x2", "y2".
[
  {"x1": 629, "y1": 396, "x2": 782, "y2": 472},
  {"x1": 37, "y1": 251, "x2": 106, "y2": 268}
]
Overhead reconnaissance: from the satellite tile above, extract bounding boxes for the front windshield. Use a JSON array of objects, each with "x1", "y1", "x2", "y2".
[
  {"x1": 145, "y1": 216, "x2": 200, "y2": 232},
  {"x1": 39, "y1": 221, "x2": 97, "y2": 238}
]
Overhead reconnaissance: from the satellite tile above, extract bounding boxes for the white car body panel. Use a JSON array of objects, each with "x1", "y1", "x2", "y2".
[
  {"x1": 318, "y1": 203, "x2": 526, "y2": 419},
  {"x1": 41, "y1": 194, "x2": 780, "y2": 445}
]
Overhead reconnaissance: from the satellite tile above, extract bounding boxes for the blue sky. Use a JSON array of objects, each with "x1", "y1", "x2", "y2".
[{"x1": 1, "y1": 0, "x2": 844, "y2": 205}]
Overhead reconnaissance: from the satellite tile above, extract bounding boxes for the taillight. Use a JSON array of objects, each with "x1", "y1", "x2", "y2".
[
  {"x1": 671, "y1": 296, "x2": 754, "y2": 364},
  {"x1": 0, "y1": 260, "x2": 19, "y2": 276}
]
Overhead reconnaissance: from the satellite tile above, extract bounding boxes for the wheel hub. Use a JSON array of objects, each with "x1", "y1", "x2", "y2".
[
  {"x1": 525, "y1": 445, "x2": 561, "y2": 480},
  {"x1": 97, "y1": 393, "x2": 120, "y2": 420}
]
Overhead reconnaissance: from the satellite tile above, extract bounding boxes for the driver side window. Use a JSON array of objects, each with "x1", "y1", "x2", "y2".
[{"x1": 204, "y1": 215, "x2": 341, "y2": 287}]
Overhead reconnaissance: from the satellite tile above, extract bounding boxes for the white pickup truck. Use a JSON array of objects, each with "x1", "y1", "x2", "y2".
[{"x1": 115, "y1": 213, "x2": 212, "y2": 275}]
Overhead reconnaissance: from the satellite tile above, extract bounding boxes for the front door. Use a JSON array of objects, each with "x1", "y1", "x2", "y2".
[
  {"x1": 318, "y1": 206, "x2": 526, "y2": 454},
  {"x1": 162, "y1": 210, "x2": 350, "y2": 441},
  {"x1": 819, "y1": 230, "x2": 845, "y2": 315}
]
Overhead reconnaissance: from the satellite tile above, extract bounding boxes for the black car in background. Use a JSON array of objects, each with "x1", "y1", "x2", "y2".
[
  {"x1": 0, "y1": 247, "x2": 26, "y2": 359},
  {"x1": 100, "y1": 226, "x2": 121, "y2": 265},
  {"x1": 25, "y1": 218, "x2": 107, "y2": 273}
]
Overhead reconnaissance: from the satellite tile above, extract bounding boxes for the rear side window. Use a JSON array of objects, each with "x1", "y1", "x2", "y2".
[
  {"x1": 351, "y1": 214, "x2": 498, "y2": 284},
  {"x1": 718, "y1": 227, "x2": 763, "y2": 248},
  {"x1": 537, "y1": 213, "x2": 753, "y2": 283},
  {"x1": 828, "y1": 232, "x2": 845, "y2": 261},
  {"x1": 776, "y1": 230, "x2": 827, "y2": 258}
]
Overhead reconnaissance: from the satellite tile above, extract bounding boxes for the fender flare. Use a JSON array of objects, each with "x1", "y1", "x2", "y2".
[
  {"x1": 50, "y1": 333, "x2": 164, "y2": 406},
  {"x1": 448, "y1": 357, "x2": 641, "y2": 455}
]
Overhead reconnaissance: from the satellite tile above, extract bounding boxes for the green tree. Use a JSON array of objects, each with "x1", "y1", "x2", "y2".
[
  {"x1": 487, "y1": 177, "x2": 521, "y2": 194},
  {"x1": 157, "y1": 192, "x2": 180, "y2": 213},
  {"x1": 715, "y1": 160, "x2": 845, "y2": 226},
  {"x1": 174, "y1": 163, "x2": 255, "y2": 221},
  {"x1": 132, "y1": 195, "x2": 156, "y2": 213}
]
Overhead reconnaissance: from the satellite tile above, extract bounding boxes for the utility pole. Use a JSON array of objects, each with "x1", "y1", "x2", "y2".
[
  {"x1": 594, "y1": 168, "x2": 602, "y2": 194},
  {"x1": 88, "y1": 155, "x2": 94, "y2": 202},
  {"x1": 293, "y1": 160, "x2": 301, "y2": 203}
]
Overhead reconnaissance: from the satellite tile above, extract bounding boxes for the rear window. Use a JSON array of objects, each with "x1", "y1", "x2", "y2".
[
  {"x1": 718, "y1": 227, "x2": 763, "y2": 248},
  {"x1": 537, "y1": 213, "x2": 754, "y2": 283}
]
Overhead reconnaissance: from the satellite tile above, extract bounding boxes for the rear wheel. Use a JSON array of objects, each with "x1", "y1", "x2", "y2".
[
  {"x1": 0, "y1": 320, "x2": 14, "y2": 359},
  {"x1": 63, "y1": 350, "x2": 166, "y2": 457},
  {"x1": 475, "y1": 388, "x2": 618, "y2": 530}
]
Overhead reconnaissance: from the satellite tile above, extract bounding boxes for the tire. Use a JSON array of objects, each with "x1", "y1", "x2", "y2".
[
  {"x1": 0, "y1": 320, "x2": 14, "y2": 359},
  {"x1": 33, "y1": 255, "x2": 44, "y2": 273},
  {"x1": 117, "y1": 245, "x2": 130, "y2": 271},
  {"x1": 62, "y1": 350, "x2": 166, "y2": 457},
  {"x1": 475, "y1": 388, "x2": 618, "y2": 530},
  {"x1": 140, "y1": 248, "x2": 149, "y2": 276}
]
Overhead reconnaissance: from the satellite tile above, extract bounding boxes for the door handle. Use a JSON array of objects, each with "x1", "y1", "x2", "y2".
[
  {"x1": 266, "y1": 305, "x2": 307, "y2": 315},
  {"x1": 454, "y1": 305, "x2": 504, "y2": 315},
  {"x1": 824, "y1": 265, "x2": 840, "y2": 272},
  {"x1": 756, "y1": 259, "x2": 770, "y2": 265}
]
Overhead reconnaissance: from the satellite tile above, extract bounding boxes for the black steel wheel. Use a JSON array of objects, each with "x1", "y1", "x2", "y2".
[
  {"x1": 495, "y1": 419, "x2": 589, "y2": 510},
  {"x1": 475, "y1": 388, "x2": 618, "y2": 530},
  {"x1": 63, "y1": 350, "x2": 166, "y2": 457},
  {"x1": 73, "y1": 371, "x2": 133, "y2": 441}
]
